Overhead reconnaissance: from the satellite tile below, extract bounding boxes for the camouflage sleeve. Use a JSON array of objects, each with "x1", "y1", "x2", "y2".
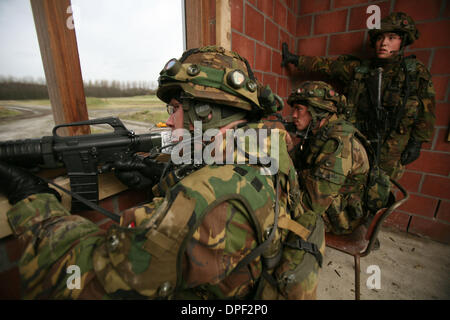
[
  {"x1": 298, "y1": 139, "x2": 350, "y2": 217},
  {"x1": 410, "y1": 63, "x2": 436, "y2": 142},
  {"x1": 6, "y1": 193, "x2": 106, "y2": 299},
  {"x1": 297, "y1": 55, "x2": 361, "y2": 84},
  {"x1": 180, "y1": 200, "x2": 260, "y2": 299}
]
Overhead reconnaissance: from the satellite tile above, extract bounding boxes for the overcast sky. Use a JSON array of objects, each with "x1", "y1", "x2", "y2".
[{"x1": 0, "y1": 0, "x2": 184, "y2": 85}]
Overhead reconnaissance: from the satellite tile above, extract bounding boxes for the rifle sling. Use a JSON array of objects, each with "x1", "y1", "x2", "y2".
[{"x1": 44, "y1": 178, "x2": 121, "y2": 223}]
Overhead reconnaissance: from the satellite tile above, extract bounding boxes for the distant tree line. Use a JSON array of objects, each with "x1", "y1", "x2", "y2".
[{"x1": 0, "y1": 76, "x2": 157, "y2": 100}]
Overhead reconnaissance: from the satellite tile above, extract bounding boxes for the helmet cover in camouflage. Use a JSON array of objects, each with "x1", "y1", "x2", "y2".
[
  {"x1": 157, "y1": 46, "x2": 262, "y2": 112},
  {"x1": 368, "y1": 12, "x2": 419, "y2": 47},
  {"x1": 287, "y1": 81, "x2": 345, "y2": 114}
]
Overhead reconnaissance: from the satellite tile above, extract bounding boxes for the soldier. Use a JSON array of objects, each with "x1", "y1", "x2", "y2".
[
  {"x1": 288, "y1": 81, "x2": 390, "y2": 235},
  {"x1": 282, "y1": 12, "x2": 436, "y2": 180},
  {"x1": 0, "y1": 46, "x2": 324, "y2": 300}
]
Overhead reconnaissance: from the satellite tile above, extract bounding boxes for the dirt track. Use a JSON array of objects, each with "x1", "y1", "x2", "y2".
[{"x1": 0, "y1": 104, "x2": 155, "y2": 140}]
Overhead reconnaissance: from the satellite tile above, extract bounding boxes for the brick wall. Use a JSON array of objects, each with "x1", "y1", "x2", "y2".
[
  {"x1": 231, "y1": 0, "x2": 450, "y2": 244},
  {"x1": 231, "y1": 0, "x2": 299, "y2": 116},
  {"x1": 0, "y1": 189, "x2": 148, "y2": 299}
]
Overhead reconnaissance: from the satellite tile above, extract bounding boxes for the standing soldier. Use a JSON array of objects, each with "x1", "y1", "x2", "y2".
[
  {"x1": 282, "y1": 12, "x2": 436, "y2": 180},
  {"x1": 0, "y1": 46, "x2": 324, "y2": 300},
  {"x1": 287, "y1": 81, "x2": 390, "y2": 236}
]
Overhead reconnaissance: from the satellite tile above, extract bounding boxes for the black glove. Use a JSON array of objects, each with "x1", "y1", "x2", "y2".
[
  {"x1": 281, "y1": 42, "x2": 300, "y2": 67},
  {"x1": 0, "y1": 161, "x2": 61, "y2": 205},
  {"x1": 400, "y1": 139, "x2": 422, "y2": 165},
  {"x1": 103, "y1": 156, "x2": 166, "y2": 190}
]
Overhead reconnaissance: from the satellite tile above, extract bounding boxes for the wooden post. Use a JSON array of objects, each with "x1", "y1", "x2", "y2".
[
  {"x1": 30, "y1": 0, "x2": 90, "y2": 136},
  {"x1": 216, "y1": 0, "x2": 231, "y2": 50}
]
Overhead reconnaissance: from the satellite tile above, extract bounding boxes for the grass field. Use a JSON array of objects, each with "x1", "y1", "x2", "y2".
[
  {"x1": 0, "y1": 95, "x2": 167, "y2": 121},
  {"x1": 0, "y1": 106, "x2": 22, "y2": 118}
]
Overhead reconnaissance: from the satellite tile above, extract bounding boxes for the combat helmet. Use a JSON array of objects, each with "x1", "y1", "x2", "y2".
[
  {"x1": 368, "y1": 12, "x2": 419, "y2": 47},
  {"x1": 157, "y1": 46, "x2": 281, "y2": 130},
  {"x1": 288, "y1": 81, "x2": 346, "y2": 128}
]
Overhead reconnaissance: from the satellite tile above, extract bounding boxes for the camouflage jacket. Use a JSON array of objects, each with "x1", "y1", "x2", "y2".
[
  {"x1": 292, "y1": 114, "x2": 371, "y2": 235},
  {"x1": 7, "y1": 123, "x2": 324, "y2": 300},
  {"x1": 296, "y1": 54, "x2": 436, "y2": 179}
]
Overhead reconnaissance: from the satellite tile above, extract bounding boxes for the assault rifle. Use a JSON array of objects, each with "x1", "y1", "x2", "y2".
[{"x1": 0, "y1": 117, "x2": 162, "y2": 215}]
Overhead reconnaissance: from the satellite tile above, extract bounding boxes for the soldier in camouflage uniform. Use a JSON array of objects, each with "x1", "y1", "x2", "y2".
[
  {"x1": 0, "y1": 46, "x2": 324, "y2": 299},
  {"x1": 282, "y1": 12, "x2": 436, "y2": 180},
  {"x1": 288, "y1": 81, "x2": 390, "y2": 235}
]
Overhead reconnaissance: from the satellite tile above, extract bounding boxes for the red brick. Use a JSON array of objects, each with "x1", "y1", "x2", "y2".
[
  {"x1": 432, "y1": 76, "x2": 449, "y2": 101},
  {"x1": 436, "y1": 200, "x2": 450, "y2": 223},
  {"x1": 408, "y1": 216, "x2": 450, "y2": 244},
  {"x1": 258, "y1": 0, "x2": 274, "y2": 19},
  {"x1": 411, "y1": 20, "x2": 450, "y2": 49},
  {"x1": 399, "y1": 194, "x2": 439, "y2": 218},
  {"x1": 394, "y1": 0, "x2": 442, "y2": 21},
  {"x1": 334, "y1": 0, "x2": 370, "y2": 8},
  {"x1": 314, "y1": 10, "x2": 348, "y2": 34},
  {"x1": 421, "y1": 175, "x2": 450, "y2": 200},
  {"x1": 434, "y1": 129, "x2": 450, "y2": 152},
  {"x1": 287, "y1": 9, "x2": 296, "y2": 34},
  {"x1": 253, "y1": 70, "x2": 263, "y2": 82},
  {"x1": 255, "y1": 43, "x2": 272, "y2": 73},
  {"x1": 279, "y1": 29, "x2": 294, "y2": 52},
  {"x1": 263, "y1": 73, "x2": 277, "y2": 93},
  {"x1": 431, "y1": 48, "x2": 450, "y2": 75},
  {"x1": 245, "y1": 4, "x2": 265, "y2": 41},
  {"x1": 272, "y1": 50, "x2": 283, "y2": 75},
  {"x1": 349, "y1": 2, "x2": 390, "y2": 31},
  {"x1": 435, "y1": 103, "x2": 450, "y2": 126},
  {"x1": 406, "y1": 49, "x2": 431, "y2": 68},
  {"x1": 298, "y1": 36, "x2": 328, "y2": 56},
  {"x1": 296, "y1": 14, "x2": 312, "y2": 37},
  {"x1": 329, "y1": 31, "x2": 365, "y2": 55},
  {"x1": 300, "y1": 0, "x2": 330, "y2": 14},
  {"x1": 398, "y1": 171, "x2": 423, "y2": 193},
  {"x1": 421, "y1": 128, "x2": 436, "y2": 150},
  {"x1": 277, "y1": 77, "x2": 288, "y2": 98},
  {"x1": 383, "y1": 210, "x2": 411, "y2": 232},
  {"x1": 232, "y1": 32, "x2": 255, "y2": 68},
  {"x1": 286, "y1": 0, "x2": 296, "y2": 12},
  {"x1": 274, "y1": 1, "x2": 288, "y2": 29},
  {"x1": 231, "y1": 0, "x2": 244, "y2": 33},
  {"x1": 0, "y1": 267, "x2": 21, "y2": 299},
  {"x1": 265, "y1": 18, "x2": 279, "y2": 49},
  {"x1": 406, "y1": 151, "x2": 450, "y2": 176}
]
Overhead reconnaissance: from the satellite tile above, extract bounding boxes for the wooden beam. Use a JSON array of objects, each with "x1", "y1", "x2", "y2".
[
  {"x1": 30, "y1": 0, "x2": 90, "y2": 136},
  {"x1": 185, "y1": 0, "x2": 203, "y2": 49},
  {"x1": 216, "y1": 0, "x2": 231, "y2": 50}
]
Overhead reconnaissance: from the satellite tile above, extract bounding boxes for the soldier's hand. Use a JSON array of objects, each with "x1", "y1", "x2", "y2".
[
  {"x1": 103, "y1": 155, "x2": 165, "y2": 190},
  {"x1": 0, "y1": 161, "x2": 61, "y2": 205},
  {"x1": 400, "y1": 139, "x2": 422, "y2": 165},
  {"x1": 281, "y1": 42, "x2": 299, "y2": 67}
]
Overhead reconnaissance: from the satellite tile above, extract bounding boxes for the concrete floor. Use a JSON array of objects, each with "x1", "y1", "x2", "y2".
[{"x1": 317, "y1": 226, "x2": 450, "y2": 300}]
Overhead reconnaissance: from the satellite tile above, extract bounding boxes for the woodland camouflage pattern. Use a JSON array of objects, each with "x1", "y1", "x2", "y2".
[
  {"x1": 295, "y1": 53, "x2": 435, "y2": 179},
  {"x1": 291, "y1": 113, "x2": 371, "y2": 235},
  {"x1": 7, "y1": 122, "x2": 324, "y2": 299}
]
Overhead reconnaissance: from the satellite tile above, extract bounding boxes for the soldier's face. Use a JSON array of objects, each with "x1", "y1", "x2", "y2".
[
  {"x1": 292, "y1": 104, "x2": 312, "y2": 131},
  {"x1": 375, "y1": 32, "x2": 402, "y2": 59},
  {"x1": 166, "y1": 98, "x2": 185, "y2": 141}
]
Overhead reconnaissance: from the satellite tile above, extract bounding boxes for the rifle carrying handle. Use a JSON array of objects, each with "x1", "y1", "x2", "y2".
[{"x1": 52, "y1": 117, "x2": 129, "y2": 137}]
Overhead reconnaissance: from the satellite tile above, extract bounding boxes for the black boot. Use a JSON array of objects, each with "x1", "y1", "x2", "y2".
[{"x1": 281, "y1": 42, "x2": 300, "y2": 67}]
